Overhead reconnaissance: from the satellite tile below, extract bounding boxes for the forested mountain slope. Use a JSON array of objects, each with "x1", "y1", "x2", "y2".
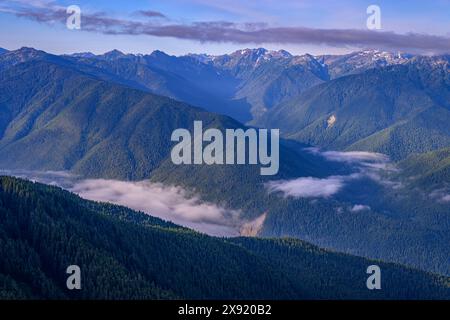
[
  {"x1": 0, "y1": 56, "x2": 449, "y2": 276},
  {"x1": 1, "y1": 176, "x2": 448, "y2": 300},
  {"x1": 256, "y1": 56, "x2": 450, "y2": 160}
]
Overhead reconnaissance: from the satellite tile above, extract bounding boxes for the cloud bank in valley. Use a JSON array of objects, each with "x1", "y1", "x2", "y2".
[
  {"x1": 0, "y1": 169, "x2": 258, "y2": 237},
  {"x1": 266, "y1": 149, "x2": 397, "y2": 199},
  {"x1": 320, "y1": 150, "x2": 388, "y2": 163},
  {"x1": 304, "y1": 148, "x2": 391, "y2": 168},
  {"x1": 71, "y1": 179, "x2": 267, "y2": 237},
  {"x1": 70, "y1": 179, "x2": 244, "y2": 236},
  {"x1": 70, "y1": 179, "x2": 267, "y2": 237}
]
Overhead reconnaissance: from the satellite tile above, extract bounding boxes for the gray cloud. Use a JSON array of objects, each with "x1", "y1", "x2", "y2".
[
  {"x1": 2, "y1": 1, "x2": 450, "y2": 53},
  {"x1": 135, "y1": 10, "x2": 167, "y2": 19}
]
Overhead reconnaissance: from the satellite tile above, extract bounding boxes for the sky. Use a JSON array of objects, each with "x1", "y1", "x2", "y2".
[{"x1": 0, "y1": 0, "x2": 449, "y2": 56}]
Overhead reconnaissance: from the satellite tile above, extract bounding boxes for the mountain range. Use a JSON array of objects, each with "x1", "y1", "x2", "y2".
[
  {"x1": 256, "y1": 55, "x2": 450, "y2": 160},
  {"x1": 0, "y1": 46, "x2": 449, "y2": 292},
  {"x1": 14, "y1": 47, "x2": 422, "y2": 125},
  {"x1": 14, "y1": 46, "x2": 445, "y2": 161}
]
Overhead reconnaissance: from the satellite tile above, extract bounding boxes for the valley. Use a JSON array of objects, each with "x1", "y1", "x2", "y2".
[
  {"x1": 0, "y1": 45, "x2": 449, "y2": 293},
  {"x1": 1, "y1": 0, "x2": 450, "y2": 303},
  {"x1": 0, "y1": 176, "x2": 448, "y2": 299}
]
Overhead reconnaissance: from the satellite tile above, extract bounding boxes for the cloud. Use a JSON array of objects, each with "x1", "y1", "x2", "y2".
[
  {"x1": 319, "y1": 150, "x2": 388, "y2": 164},
  {"x1": 305, "y1": 148, "x2": 400, "y2": 177},
  {"x1": 2, "y1": 1, "x2": 450, "y2": 53},
  {"x1": 266, "y1": 175, "x2": 350, "y2": 198},
  {"x1": 305, "y1": 148, "x2": 392, "y2": 169},
  {"x1": 267, "y1": 149, "x2": 401, "y2": 199},
  {"x1": 429, "y1": 189, "x2": 450, "y2": 203},
  {"x1": 135, "y1": 10, "x2": 167, "y2": 19},
  {"x1": 70, "y1": 179, "x2": 246, "y2": 237},
  {"x1": 71, "y1": 178, "x2": 268, "y2": 236},
  {"x1": 351, "y1": 204, "x2": 371, "y2": 212},
  {"x1": 0, "y1": 169, "x2": 251, "y2": 236}
]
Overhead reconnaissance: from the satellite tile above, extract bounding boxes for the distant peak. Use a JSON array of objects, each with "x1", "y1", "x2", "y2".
[
  {"x1": 292, "y1": 53, "x2": 318, "y2": 63},
  {"x1": 9, "y1": 47, "x2": 47, "y2": 58},
  {"x1": 149, "y1": 50, "x2": 174, "y2": 59},
  {"x1": 107, "y1": 49, "x2": 124, "y2": 54},
  {"x1": 18, "y1": 46, "x2": 35, "y2": 51},
  {"x1": 16, "y1": 47, "x2": 42, "y2": 53},
  {"x1": 254, "y1": 47, "x2": 268, "y2": 54},
  {"x1": 274, "y1": 49, "x2": 292, "y2": 58},
  {"x1": 101, "y1": 49, "x2": 126, "y2": 59},
  {"x1": 231, "y1": 48, "x2": 294, "y2": 63},
  {"x1": 185, "y1": 53, "x2": 215, "y2": 63},
  {"x1": 302, "y1": 53, "x2": 315, "y2": 59},
  {"x1": 231, "y1": 48, "x2": 267, "y2": 56}
]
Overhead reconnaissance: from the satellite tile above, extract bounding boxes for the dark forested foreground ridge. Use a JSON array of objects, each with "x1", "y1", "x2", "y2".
[{"x1": 0, "y1": 176, "x2": 449, "y2": 300}]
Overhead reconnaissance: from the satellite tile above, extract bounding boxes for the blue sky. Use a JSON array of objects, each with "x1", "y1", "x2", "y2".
[{"x1": 0, "y1": 0, "x2": 449, "y2": 55}]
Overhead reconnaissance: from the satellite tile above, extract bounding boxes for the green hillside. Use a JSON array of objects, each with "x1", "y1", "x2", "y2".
[
  {"x1": 256, "y1": 58, "x2": 450, "y2": 160},
  {"x1": 0, "y1": 59, "x2": 329, "y2": 180},
  {"x1": 0, "y1": 176, "x2": 448, "y2": 300},
  {"x1": 1, "y1": 58, "x2": 449, "y2": 276},
  {"x1": 0, "y1": 60, "x2": 241, "y2": 179},
  {"x1": 398, "y1": 147, "x2": 450, "y2": 190},
  {"x1": 150, "y1": 151, "x2": 450, "y2": 276},
  {"x1": 347, "y1": 107, "x2": 450, "y2": 160}
]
